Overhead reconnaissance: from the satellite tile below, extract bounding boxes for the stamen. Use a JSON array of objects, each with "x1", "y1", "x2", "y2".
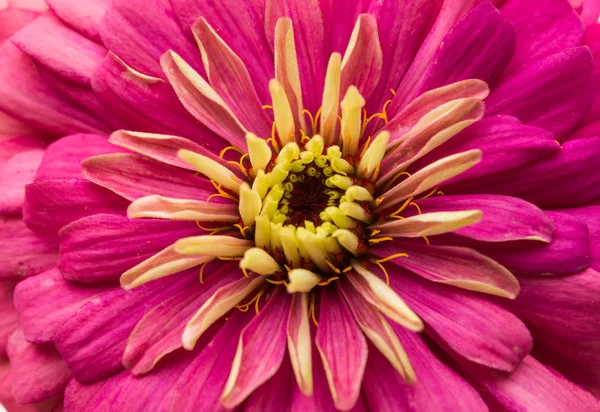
[
  {"x1": 240, "y1": 247, "x2": 282, "y2": 275},
  {"x1": 287, "y1": 269, "x2": 322, "y2": 293},
  {"x1": 340, "y1": 86, "x2": 365, "y2": 156},
  {"x1": 357, "y1": 131, "x2": 390, "y2": 179},
  {"x1": 269, "y1": 79, "x2": 296, "y2": 145},
  {"x1": 246, "y1": 133, "x2": 272, "y2": 172},
  {"x1": 238, "y1": 183, "x2": 262, "y2": 227},
  {"x1": 320, "y1": 53, "x2": 342, "y2": 144},
  {"x1": 371, "y1": 260, "x2": 390, "y2": 285}
]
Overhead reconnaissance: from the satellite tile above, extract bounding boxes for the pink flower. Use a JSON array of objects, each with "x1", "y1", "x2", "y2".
[{"x1": 1, "y1": 0, "x2": 600, "y2": 410}]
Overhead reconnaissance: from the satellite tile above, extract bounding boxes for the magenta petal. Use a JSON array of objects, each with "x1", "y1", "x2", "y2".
[
  {"x1": 316, "y1": 286, "x2": 368, "y2": 411},
  {"x1": 410, "y1": 116, "x2": 559, "y2": 192},
  {"x1": 412, "y1": 194, "x2": 554, "y2": 243},
  {"x1": 34, "y1": 134, "x2": 121, "y2": 182},
  {"x1": 171, "y1": 0, "x2": 273, "y2": 103},
  {"x1": 501, "y1": 0, "x2": 584, "y2": 75},
  {"x1": 24, "y1": 179, "x2": 128, "y2": 236},
  {"x1": 487, "y1": 47, "x2": 594, "y2": 138},
  {"x1": 560, "y1": 205, "x2": 600, "y2": 270},
  {"x1": 14, "y1": 268, "x2": 110, "y2": 343},
  {"x1": 59, "y1": 214, "x2": 199, "y2": 283},
  {"x1": 0, "y1": 8, "x2": 39, "y2": 44},
  {"x1": 81, "y1": 153, "x2": 217, "y2": 201},
  {"x1": 0, "y1": 42, "x2": 107, "y2": 135},
  {"x1": 388, "y1": 0, "x2": 475, "y2": 113},
  {"x1": 366, "y1": 0, "x2": 435, "y2": 113},
  {"x1": 363, "y1": 328, "x2": 486, "y2": 411},
  {"x1": 91, "y1": 54, "x2": 223, "y2": 144},
  {"x1": 386, "y1": 265, "x2": 532, "y2": 372},
  {"x1": 266, "y1": 0, "x2": 326, "y2": 113},
  {"x1": 12, "y1": 12, "x2": 106, "y2": 86},
  {"x1": 0, "y1": 149, "x2": 44, "y2": 215},
  {"x1": 221, "y1": 288, "x2": 292, "y2": 408},
  {"x1": 99, "y1": 0, "x2": 203, "y2": 78},
  {"x1": 123, "y1": 262, "x2": 239, "y2": 375},
  {"x1": 244, "y1": 351, "x2": 295, "y2": 411},
  {"x1": 54, "y1": 271, "x2": 197, "y2": 382},
  {"x1": 503, "y1": 268, "x2": 600, "y2": 361},
  {"x1": 420, "y1": 1, "x2": 515, "y2": 92},
  {"x1": 0, "y1": 282, "x2": 19, "y2": 356},
  {"x1": 480, "y1": 211, "x2": 591, "y2": 276},
  {"x1": 46, "y1": 0, "x2": 108, "y2": 42},
  {"x1": 0, "y1": 217, "x2": 58, "y2": 280},
  {"x1": 169, "y1": 310, "x2": 253, "y2": 411},
  {"x1": 463, "y1": 355, "x2": 599, "y2": 410},
  {"x1": 6, "y1": 329, "x2": 70, "y2": 404}
]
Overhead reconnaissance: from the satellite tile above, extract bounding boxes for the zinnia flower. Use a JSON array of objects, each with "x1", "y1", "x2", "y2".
[{"x1": 1, "y1": 0, "x2": 600, "y2": 410}]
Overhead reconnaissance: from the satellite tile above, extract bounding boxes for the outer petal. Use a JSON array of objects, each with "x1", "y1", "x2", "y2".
[
  {"x1": 91, "y1": 53, "x2": 223, "y2": 144},
  {"x1": 81, "y1": 153, "x2": 217, "y2": 201},
  {"x1": 54, "y1": 271, "x2": 197, "y2": 382},
  {"x1": 168, "y1": 310, "x2": 253, "y2": 411},
  {"x1": 362, "y1": 328, "x2": 487, "y2": 411},
  {"x1": 419, "y1": 1, "x2": 515, "y2": 91},
  {"x1": 171, "y1": 0, "x2": 273, "y2": 102},
  {"x1": 372, "y1": 241, "x2": 520, "y2": 299},
  {"x1": 501, "y1": 0, "x2": 584, "y2": 75},
  {"x1": 0, "y1": 217, "x2": 58, "y2": 280},
  {"x1": 6, "y1": 329, "x2": 70, "y2": 404},
  {"x1": 487, "y1": 47, "x2": 594, "y2": 138},
  {"x1": 59, "y1": 214, "x2": 199, "y2": 283},
  {"x1": 386, "y1": 264, "x2": 532, "y2": 372},
  {"x1": 46, "y1": 0, "x2": 108, "y2": 42},
  {"x1": 23, "y1": 179, "x2": 128, "y2": 236},
  {"x1": 221, "y1": 288, "x2": 292, "y2": 408},
  {"x1": 123, "y1": 262, "x2": 239, "y2": 375},
  {"x1": 462, "y1": 355, "x2": 599, "y2": 411},
  {"x1": 0, "y1": 42, "x2": 107, "y2": 135},
  {"x1": 316, "y1": 286, "x2": 368, "y2": 411},
  {"x1": 99, "y1": 0, "x2": 203, "y2": 78},
  {"x1": 411, "y1": 194, "x2": 554, "y2": 243},
  {"x1": 0, "y1": 149, "x2": 44, "y2": 214},
  {"x1": 13, "y1": 268, "x2": 110, "y2": 342}
]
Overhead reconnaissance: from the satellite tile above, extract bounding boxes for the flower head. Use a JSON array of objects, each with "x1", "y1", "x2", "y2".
[{"x1": 1, "y1": 0, "x2": 600, "y2": 411}]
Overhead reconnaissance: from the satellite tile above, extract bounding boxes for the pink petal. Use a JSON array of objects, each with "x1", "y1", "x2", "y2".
[
  {"x1": 320, "y1": 0, "x2": 369, "y2": 54},
  {"x1": 124, "y1": 261, "x2": 239, "y2": 375},
  {"x1": 560, "y1": 205, "x2": 600, "y2": 270},
  {"x1": 244, "y1": 351, "x2": 295, "y2": 410},
  {"x1": 480, "y1": 211, "x2": 590, "y2": 276},
  {"x1": 502, "y1": 0, "x2": 584, "y2": 75},
  {"x1": 168, "y1": 310, "x2": 254, "y2": 411},
  {"x1": 0, "y1": 8, "x2": 39, "y2": 44},
  {"x1": 0, "y1": 42, "x2": 107, "y2": 135},
  {"x1": 24, "y1": 179, "x2": 128, "y2": 236},
  {"x1": 0, "y1": 217, "x2": 58, "y2": 280},
  {"x1": 370, "y1": 210, "x2": 483, "y2": 239},
  {"x1": 340, "y1": 14, "x2": 382, "y2": 101},
  {"x1": 6, "y1": 329, "x2": 70, "y2": 404},
  {"x1": 286, "y1": 293, "x2": 312, "y2": 395},
  {"x1": 0, "y1": 133, "x2": 43, "y2": 164},
  {"x1": 365, "y1": 0, "x2": 435, "y2": 114},
  {"x1": 316, "y1": 286, "x2": 368, "y2": 411},
  {"x1": 372, "y1": 240, "x2": 520, "y2": 299},
  {"x1": 409, "y1": 116, "x2": 559, "y2": 193},
  {"x1": 487, "y1": 47, "x2": 594, "y2": 138},
  {"x1": 100, "y1": 0, "x2": 203, "y2": 78},
  {"x1": 192, "y1": 18, "x2": 272, "y2": 138},
  {"x1": 91, "y1": 53, "x2": 223, "y2": 143},
  {"x1": 81, "y1": 153, "x2": 217, "y2": 201},
  {"x1": 463, "y1": 355, "x2": 599, "y2": 410},
  {"x1": 266, "y1": 0, "x2": 326, "y2": 113},
  {"x1": 34, "y1": 134, "x2": 121, "y2": 182},
  {"x1": 59, "y1": 214, "x2": 199, "y2": 283},
  {"x1": 362, "y1": 327, "x2": 486, "y2": 411},
  {"x1": 14, "y1": 268, "x2": 110, "y2": 343},
  {"x1": 109, "y1": 130, "x2": 233, "y2": 174},
  {"x1": 161, "y1": 50, "x2": 248, "y2": 150},
  {"x1": 419, "y1": 1, "x2": 515, "y2": 92},
  {"x1": 387, "y1": 264, "x2": 532, "y2": 372},
  {"x1": 54, "y1": 271, "x2": 197, "y2": 382},
  {"x1": 410, "y1": 194, "x2": 554, "y2": 243},
  {"x1": 339, "y1": 280, "x2": 415, "y2": 382},
  {"x1": 170, "y1": 0, "x2": 273, "y2": 103},
  {"x1": 46, "y1": 0, "x2": 108, "y2": 42},
  {"x1": 388, "y1": 0, "x2": 476, "y2": 114},
  {"x1": 0, "y1": 149, "x2": 44, "y2": 214},
  {"x1": 12, "y1": 12, "x2": 106, "y2": 86},
  {"x1": 0, "y1": 282, "x2": 19, "y2": 355},
  {"x1": 127, "y1": 195, "x2": 238, "y2": 221},
  {"x1": 221, "y1": 288, "x2": 291, "y2": 408}
]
